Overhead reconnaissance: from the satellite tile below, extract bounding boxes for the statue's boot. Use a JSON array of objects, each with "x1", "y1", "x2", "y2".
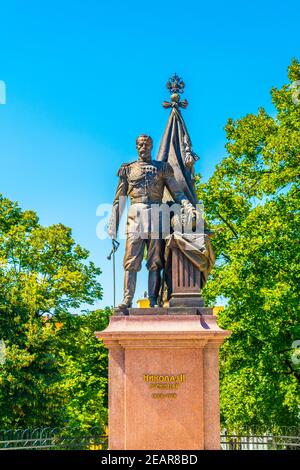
[
  {"x1": 116, "y1": 271, "x2": 137, "y2": 310},
  {"x1": 148, "y1": 270, "x2": 161, "y2": 307}
]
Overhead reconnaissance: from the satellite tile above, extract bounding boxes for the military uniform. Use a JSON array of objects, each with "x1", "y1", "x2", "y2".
[{"x1": 109, "y1": 159, "x2": 189, "y2": 307}]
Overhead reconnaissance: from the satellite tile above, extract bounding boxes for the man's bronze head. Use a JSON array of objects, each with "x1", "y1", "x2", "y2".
[{"x1": 136, "y1": 135, "x2": 153, "y2": 162}]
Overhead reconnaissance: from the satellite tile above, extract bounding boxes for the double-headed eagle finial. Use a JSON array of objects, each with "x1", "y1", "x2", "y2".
[{"x1": 162, "y1": 73, "x2": 188, "y2": 109}]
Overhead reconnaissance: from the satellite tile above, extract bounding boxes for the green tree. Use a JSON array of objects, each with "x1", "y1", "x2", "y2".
[
  {"x1": 56, "y1": 308, "x2": 110, "y2": 432},
  {"x1": 197, "y1": 59, "x2": 300, "y2": 430},
  {"x1": 0, "y1": 195, "x2": 104, "y2": 429}
]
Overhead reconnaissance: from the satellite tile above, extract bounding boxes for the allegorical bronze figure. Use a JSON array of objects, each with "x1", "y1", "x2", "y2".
[
  {"x1": 157, "y1": 74, "x2": 215, "y2": 306},
  {"x1": 108, "y1": 134, "x2": 193, "y2": 310}
]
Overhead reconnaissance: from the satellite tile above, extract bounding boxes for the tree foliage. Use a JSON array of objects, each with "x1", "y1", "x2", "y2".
[
  {"x1": 197, "y1": 59, "x2": 300, "y2": 429},
  {"x1": 0, "y1": 195, "x2": 108, "y2": 430},
  {"x1": 56, "y1": 308, "x2": 109, "y2": 431}
]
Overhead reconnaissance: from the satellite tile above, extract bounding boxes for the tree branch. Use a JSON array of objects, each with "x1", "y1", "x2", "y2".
[
  {"x1": 216, "y1": 211, "x2": 239, "y2": 238},
  {"x1": 221, "y1": 252, "x2": 232, "y2": 263}
]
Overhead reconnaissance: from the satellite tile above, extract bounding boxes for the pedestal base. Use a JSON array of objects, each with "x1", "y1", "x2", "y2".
[
  {"x1": 96, "y1": 308, "x2": 230, "y2": 450},
  {"x1": 168, "y1": 295, "x2": 205, "y2": 308}
]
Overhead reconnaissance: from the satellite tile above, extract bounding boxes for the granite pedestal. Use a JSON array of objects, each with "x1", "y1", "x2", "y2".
[{"x1": 96, "y1": 308, "x2": 230, "y2": 450}]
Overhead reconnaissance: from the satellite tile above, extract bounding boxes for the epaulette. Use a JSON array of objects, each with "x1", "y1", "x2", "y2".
[{"x1": 117, "y1": 163, "x2": 131, "y2": 178}]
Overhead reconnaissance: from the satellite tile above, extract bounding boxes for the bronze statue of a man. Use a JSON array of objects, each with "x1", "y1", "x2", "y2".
[{"x1": 108, "y1": 134, "x2": 192, "y2": 310}]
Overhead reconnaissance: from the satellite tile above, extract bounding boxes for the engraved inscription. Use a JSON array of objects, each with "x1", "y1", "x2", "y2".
[{"x1": 143, "y1": 374, "x2": 186, "y2": 399}]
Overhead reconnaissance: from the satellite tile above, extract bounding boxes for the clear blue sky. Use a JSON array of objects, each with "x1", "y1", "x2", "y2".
[{"x1": 0, "y1": 0, "x2": 299, "y2": 308}]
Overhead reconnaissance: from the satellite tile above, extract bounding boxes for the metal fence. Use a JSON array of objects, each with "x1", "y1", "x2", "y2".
[
  {"x1": 220, "y1": 426, "x2": 300, "y2": 450},
  {"x1": 0, "y1": 427, "x2": 108, "y2": 450},
  {"x1": 0, "y1": 426, "x2": 299, "y2": 450}
]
